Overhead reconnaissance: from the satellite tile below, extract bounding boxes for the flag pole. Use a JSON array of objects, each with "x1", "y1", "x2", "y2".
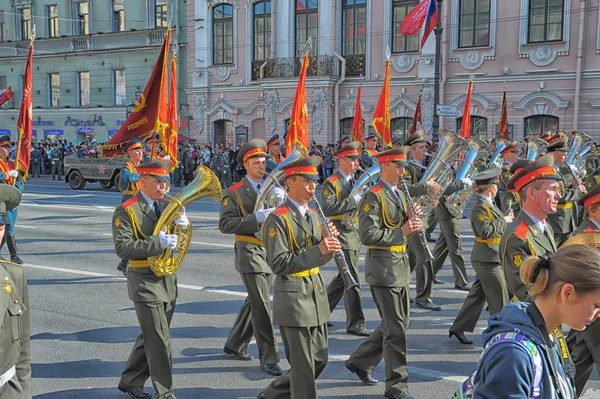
[
  {"x1": 384, "y1": 46, "x2": 391, "y2": 150},
  {"x1": 432, "y1": 0, "x2": 443, "y2": 143}
]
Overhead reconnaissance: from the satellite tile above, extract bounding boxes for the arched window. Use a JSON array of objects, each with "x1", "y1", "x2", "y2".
[
  {"x1": 213, "y1": 4, "x2": 234, "y2": 65},
  {"x1": 392, "y1": 1, "x2": 419, "y2": 53},
  {"x1": 213, "y1": 119, "x2": 234, "y2": 147},
  {"x1": 458, "y1": 0, "x2": 491, "y2": 48},
  {"x1": 340, "y1": 117, "x2": 364, "y2": 141},
  {"x1": 253, "y1": 1, "x2": 271, "y2": 62},
  {"x1": 296, "y1": 0, "x2": 318, "y2": 57},
  {"x1": 529, "y1": 0, "x2": 564, "y2": 43},
  {"x1": 455, "y1": 115, "x2": 488, "y2": 139},
  {"x1": 524, "y1": 115, "x2": 559, "y2": 137},
  {"x1": 342, "y1": 0, "x2": 367, "y2": 77},
  {"x1": 391, "y1": 117, "x2": 413, "y2": 144}
]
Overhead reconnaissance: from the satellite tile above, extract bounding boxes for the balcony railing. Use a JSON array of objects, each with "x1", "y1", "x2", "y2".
[
  {"x1": 251, "y1": 56, "x2": 337, "y2": 80},
  {"x1": 344, "y1": 54, "x2": 366, "y2": 77}
]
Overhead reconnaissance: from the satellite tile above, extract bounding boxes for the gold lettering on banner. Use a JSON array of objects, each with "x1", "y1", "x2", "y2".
[{"x1": 127, "y1": 117, "x2": 148, "y2": 131}]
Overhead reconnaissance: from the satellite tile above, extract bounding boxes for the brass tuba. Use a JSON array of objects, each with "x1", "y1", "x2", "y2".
[
  {"x1": 565, "y1": 131, "x2": 595, "y2": 181},
  {"x1": 149, "y1": 166, "x2": 222, "y2": 277},
  {"x1": 524, "y1": 137, "x2": 547, "y2": 161},
  {"x1": 488, "y1": 138, "x2": 512, "y2": 168}
]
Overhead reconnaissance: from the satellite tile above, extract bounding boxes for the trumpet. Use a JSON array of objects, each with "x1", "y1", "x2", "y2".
[
  {"x1": 311, "y1": 194, "x2": 359, "y2": 290},
  {"x1": 399, "y1": 182, "x2": 434, "y2": 262}
]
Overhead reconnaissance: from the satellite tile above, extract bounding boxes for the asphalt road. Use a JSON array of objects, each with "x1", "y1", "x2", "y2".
[{"x1": 13, "y1": 177, "x2": 600, "y2": 398}]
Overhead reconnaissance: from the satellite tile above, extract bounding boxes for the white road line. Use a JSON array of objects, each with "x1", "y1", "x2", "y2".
[
  {"x1": 21, "y1": 202, "x2": 114, "y2": 212},
  {"x1": 190, "y1": 241, "x2": 233, "y2": 248},
  {"x1": 16, "y1": 225, "x2": 37, "y2": 229}
]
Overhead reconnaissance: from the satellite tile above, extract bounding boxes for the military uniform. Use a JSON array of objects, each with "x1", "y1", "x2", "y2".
[
  {"x1": 449, "y1": 169, "x2": 509, "y2": 342},
  {"x1": 346, "y1": 150, "x2": 414, "y2": 398},
  {"x1": 265, "y1": 134, "x2": 283, "y2": 173},
  {"x1": 258, "y1": 157, "x2": 333, "y2": 399},
  {"x1": 361, "y1": 134, "x2": 379, "y2": 169},
  {"x1": 113, "y1": 161, "x2": 179, "y2": 399},
  {"x1": 321, "y1": 142, "x2": 367, "y2": 334},
  {"x1": 219, "y1": 139, "x2": 280, "y2": 372},
  {"x1": 0, "y1": 136, "x2": 23, "y2": 265},
  {"x1": 121, "y1": 138, "x2": 145, "y2": 202}
]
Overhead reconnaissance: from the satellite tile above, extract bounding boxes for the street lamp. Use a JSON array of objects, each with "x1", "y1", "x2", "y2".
[{"x1": 431, "y1": 0, "x2": 443, "y2": 143}]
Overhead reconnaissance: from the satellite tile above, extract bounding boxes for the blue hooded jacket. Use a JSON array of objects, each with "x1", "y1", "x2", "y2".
[{"x1": 473, "y1": 302, "x2": 575, "y2": 399}]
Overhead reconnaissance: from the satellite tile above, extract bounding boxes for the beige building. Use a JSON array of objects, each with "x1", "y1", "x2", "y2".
[{"x1": 186, "y1": 0, "x2": 600, "y2": 147}]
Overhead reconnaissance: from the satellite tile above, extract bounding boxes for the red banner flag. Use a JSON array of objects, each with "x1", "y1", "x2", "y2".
[
  {"x1": 15, "y1": 46, "x2": 33, "y2": 180},
  {"x1": 165, "y1": 54, "x2": 179, "y2": 170},
  {"x1": 459, "y1": 80, "x2": 473, "y2": 138},
  {"x1": 497, "y1": 89, "x2": 509, "y2": 140},
  {"x1": 102, "y1": 29, "x2": 171, "y2": 157},
  {"x1": 400, "y1": 0, "x2": 430, "y2": 36},
  {"x1": 350, "y1": 86, "x2": 363, "y2": 143},
  {"x1": 372, "y1": 59, "x2": 392, "y2": 148},
  {"x1": 0, "y1": 87, "x2": 13, "y2": 107},
  {"x1": 409, "y1": 93, "x2": 422, "y2": 134},
  {"x1": 421, "y1": 0, "x2": 438, "y2": 50},
  {"x1": 286, "y1": 55, "x2": 309, "y2": 156}
]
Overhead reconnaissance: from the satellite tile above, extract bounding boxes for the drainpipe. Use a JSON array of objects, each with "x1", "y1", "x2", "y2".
[
  {"x1": 439, "y1": 0, "x2": 450, "y2": 130},
  {"x1": 333, "y1": 50, "x2": 347, "y2": 142},
  {"x1": 270, "y1": 0, "x2": 277, "y2": 58},
  {"x1": 573, "y1": 0, "x2": 586, "y2": 131}
]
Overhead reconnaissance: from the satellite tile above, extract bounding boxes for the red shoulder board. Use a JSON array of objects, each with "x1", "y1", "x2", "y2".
[
  {"x1": 329, "y1": 175, "x2": 339, "y2": 183},
  {"x1": 122, "y1": 197, "x2": 139, "y2": 208},
  {"x1": 231, "y1": 181, "x2": 244, "y2": 191},
  {"x1": 515, "y1": 221, "x2": 529, "y2": 239},
  {"x1": 371, "y1": 185, "x2": 383, "y2": 193},
  {"x1": 586, "y1": 226, "x2": 596, "y2": 232},
  {"x1": 274, "y1": 206, "x2": 289, "y2": 216}
]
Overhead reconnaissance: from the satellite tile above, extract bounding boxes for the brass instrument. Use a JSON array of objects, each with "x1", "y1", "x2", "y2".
[
  {"x1": 524, "y1": 137, "x2": 547, "y2": 161},
  {"x1": 565, "y1": 131, "x2": 596, "y2": 182},
  {"x1": 343, "y1": 165, "x2": 380, "y2": 230},
  {"x1": 400, "y1": 182, "x2": 434, "y2": 261},
  {"x1": 310, "y1": 194, "x2": 359, "y2": 290},
  {"x1": 488, "y1": 138, "x2": 511, "y2": 168},
  {"x1": 561, "y1": 231, "x2": 600, "y2": 248},
  {"x1": 148, "y1": 166, "x2": 222, "y2": 277},
  {"x1": 413, "y1": 130, "x2": 470, "y2": 215}
]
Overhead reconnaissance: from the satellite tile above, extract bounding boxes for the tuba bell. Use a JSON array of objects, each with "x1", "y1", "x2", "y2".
[
  {"x1": 149, "y1": 166, "x2": 222, "y2": 277},
  {"x1": 524, "y1": 137, "x2": 547, "y2": 161},
  {"x1": 565, "y1": 131, "x2": 595, "y2": 181},
  {"x1": 488, "y1": 138, "x2": 511, "y2": 168}
]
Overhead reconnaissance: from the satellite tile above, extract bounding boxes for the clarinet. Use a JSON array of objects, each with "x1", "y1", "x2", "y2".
[
  {"x1": 400, "y1": 182, "x2": 435, "y2": 262},
  {"x1": 310, "y1": 195, "x2": 359, "y2": 290}
]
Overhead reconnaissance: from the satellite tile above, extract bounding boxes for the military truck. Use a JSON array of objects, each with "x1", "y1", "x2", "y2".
[{"x1": 64, "y1": 154, "x2": 126, "y2": 191}]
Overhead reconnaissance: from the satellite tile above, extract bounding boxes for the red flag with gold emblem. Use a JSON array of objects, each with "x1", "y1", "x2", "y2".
[
  {"x1": 165, "y1": 54, "x2": 179, "y2": 170},
  {"x1": 350, "y1": 86, "x2": 363, "y2": 143},
  {"x1": 286, "y1": 55, "x2": 309, "y2": 156},
  {"x1": 497, "y1": 89, "x2": 509, "y2": 140},
  {"x1": 372, "y1": 59, "x2": 391, "y2": 148},
  {"x1": 102, "y1": 29, "x2": 171, "y2": 157},
  {"x1": 15, "y1": 45, "x2": 33, "y2": 180},
  {"x1": 409, "y1": 93, "x2": 422, "y2": 134},
  {"x1": 459, "y1": 80, "x2": 473, "y2": 138},
  {"x1": 0, "y1": 87, "x2": 13, "y2": 107}
]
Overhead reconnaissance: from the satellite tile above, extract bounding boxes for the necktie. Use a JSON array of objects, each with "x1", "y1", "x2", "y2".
[
  {"x1": 304, "y1": 211, "x2": 310, "y2": 224},
  {"x1": 256, "y1": 183, "x2": 261, "y2": 193},
  {"x1": 153, "y1": 201, "x2": 161, "y2": 219},
  {"x1": 349, "y1": 178, "x2": 354, "y2": 189}
]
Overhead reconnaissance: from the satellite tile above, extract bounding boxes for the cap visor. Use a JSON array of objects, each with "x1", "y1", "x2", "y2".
[
  {"x1": 395, "y1": 161, "x2": 410, "y2": 167},
  {"x1": 153, "y1": 175, "x2": 170, "y2": 182},
  {"x1": 304, "y1": 174, "x2": 321, "y2": 181},
  {"x1": 346, "y1": 155, "x2": 360, "y2": 159}
]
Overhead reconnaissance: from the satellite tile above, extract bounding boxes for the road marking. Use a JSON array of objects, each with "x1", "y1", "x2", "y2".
[
  {"x1": 16, "y1": 225, "x2": 37, "y2": 229},
  {"x1": 190, "y1": 241, "x2": 233, "y2": 248},
  {"x1": 21, "y1": 202, "x2": 114, "y2": 212}
]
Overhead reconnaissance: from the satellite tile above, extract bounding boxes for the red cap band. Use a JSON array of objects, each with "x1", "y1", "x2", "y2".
[
  {"x1": 377, "y1": 154, "x2": 407, "y2": 164},
  {"x1": 501, "y1": 146, "x2": 517, "y2": 155},
  {"x1": 0, "y1": 141, "x2": 10, "y2": 147},
  {"x1": 366, "y1": 136, "x2": 377, "y2": 142},
  {"x1": 268, "y1": 139, "x2": 280, "y2": 146},
  {"x1": 139, "y1": 167, "x2": 169, "y2": 177},
  {"x1": 242, "y1": 147, "x2": 267, "y2": 163},
  {"x1": 584, "y1": 193, "x2": 600, "y2": 208},
  {"x1": 336, "y1": 149, "x2": 360, "y2": 159},
  {"x1": 127, "y1": 143, "x2": 143, "y2": 152},
  {"x1": 512, "y1": 166, "x2": 557, "y2": 192},
  {"x1": 284, "y1": 165, "x2": 319, "y2": 177}
]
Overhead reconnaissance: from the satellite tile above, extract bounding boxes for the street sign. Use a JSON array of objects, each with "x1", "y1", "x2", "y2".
[{"x1": 436, "y1": 105, "x2": 458, "y2": 117}]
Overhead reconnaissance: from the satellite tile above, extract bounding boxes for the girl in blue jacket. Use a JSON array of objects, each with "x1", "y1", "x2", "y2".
[{"x1": 471, "y1": 244, "x2": 600, "y2": 398}]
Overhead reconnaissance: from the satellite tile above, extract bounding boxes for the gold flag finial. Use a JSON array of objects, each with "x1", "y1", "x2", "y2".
[
  {"x1": 303, "y1": 37, "x2": 312, "y2": 58},
  {"x1": 171, "y1": 41, "x2": 179, "y2": 56},
  {"x1": 385, "y1": 46, "x2": 391, "y2": 61},
  {"x1": 30, "y1": 25, "x2": 36, "y2": 43},
  {"x1": 469, "y1": 74, "x2": 475, "y2": 82}
]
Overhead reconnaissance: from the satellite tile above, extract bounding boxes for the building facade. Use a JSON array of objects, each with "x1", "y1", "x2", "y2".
[
  {"x1": 186, "y1": 0, "x2": 600, "y2": 147},
  {"x1": 0, "y1": 0, "x2": 187, "y2": 144}
]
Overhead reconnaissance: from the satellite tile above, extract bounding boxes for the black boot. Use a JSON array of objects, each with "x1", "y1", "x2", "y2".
[
  {"x1": 0, "y1": 235, "x2": 7, "y2": 261},
  {"x1": 7, "y1": 234, "x2": 24, "y2": 264}
]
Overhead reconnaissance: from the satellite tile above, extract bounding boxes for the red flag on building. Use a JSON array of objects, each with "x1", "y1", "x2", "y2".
[
  {"x1": 102, "y1": 29, "x2": 171, "y2": 157},
  {"x1": 350, "y1": 86, "x2": 363, "y2": 143},
  {"x1": 400, "y1": 0, "x2": 438, "y2": 50},
  {"x1": 372, "y1": 59, "x2": 392, "y2": 148},
  {"x1": 459, "y1": 80, "x2": 473, "y2": 138},
  {"x1": 286, "y1": 55, "x2": 309, "y2": 156},
  {"x1": 165, "y1": 54, "x2": 179, "y2": 170},
  {"x1": 0, "y1": 87, "x2": 13, "y2": 107},
  {"x1": 15, "y1": 46, "x2": 33, "y2": 180},
  {"x1": 409, "y1": 93, "x2": 422, "y2": 134},
  {"x1": 497, "y1": 89, "x2": 509, "y2": 140}
]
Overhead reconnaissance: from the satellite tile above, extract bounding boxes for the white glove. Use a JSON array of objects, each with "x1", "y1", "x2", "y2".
[
  {"x1": 174, "y1": 209, "x2": 189, "y2": 228},
  {"x1": 163, "y1": 155, "x2": 171, "y2": 160},
  {"x1": 256, "y1": 208, "x2": 275, "y2": 224},
  {"x1": 158, "y1": 229, "x2": 178, "y2": 249},
  {"x1": 272, "y1": 187, "x2": 286, "y2": 202},
  {"x1": 8, "y1": 170, "x2": 18, "y2": 178},
  {"x1": 353, "y1": 193, "x2": 362, "y2": 205},
  {"x1": 461, "y1": 178, "x2": 473, "y2": 187}
]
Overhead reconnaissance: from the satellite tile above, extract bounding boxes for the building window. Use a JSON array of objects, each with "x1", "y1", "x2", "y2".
[
  {"x1": 19, "y1": 7, "x2": 31, "y2": 41},
  {"x1": 458, "y1": 0, "x2": 490, "y2": 47},
  {"x1": 524, "y1": 115, "x2": 559, "y2": 136},
  {"x1": 392, "y1": 1, "x2": 419, "y2": 53},
  {"x1": 391, "y1": 117, "x2": 413, "y2": 144},
  {"x1": 213, "y1": 4, "x2": 234, "y2": 65},
  {"x1": 47, "y1": 5, "x2": 59, "y2": 38},
  {"x1": 0, "y1": 11, "x2": 5, "y2": 43},
  {"x1": 528, "y1": 0, "x2": 564, "y2": 43},
  {"x1": 155, "y1": 0, "x2": 168, "y2": 28},
  {"x1": 456, "y1": 115, "x2": 488, "y2": 139},
  {"x1": 296, "y1": 0, "x2": 318, "y2": 57},
  {"x1": 213, "y1": 119, "x2": 234, "y2": 147},
  {"x1": 78, "y1": 72, "x2": 90, "y2": 106},
  {"x1": 113, "y1": 0, "x2": 125, "y2": 32},
  {"x1": 48, "y1": 74, "x2": 60, "y2": 107},
  {"x1": 253, "y1": 1, "x2": 271, "y2": 62},
  {"x1": 113, "y1": 70, "x2": 126, "y2": 106},
  {"x1": 340, "y1": 117, "x2": 365, "y2": 141},
  {"x1": 342, "y1": 0, "x2": 366, "y2": 55},
  {"x1": 74, "y1": 1, "x2": 89, "y2": 35}
]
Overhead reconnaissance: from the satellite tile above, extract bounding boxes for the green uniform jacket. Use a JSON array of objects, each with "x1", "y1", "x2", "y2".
[
  {"x1": 219, "y1": 177, "x2": 270, "y2": 274},
  {"x1": 263, "y1": 199, "x2": 333, "y2": 327},
  {"x1": 320, "y1": 172, "x2": 360, "y2": 250},
  {"x1": 572, "y1": 218, "x2": 598, "y2": 235},
  {"x1": 584, "y1": 170, "x2": 600, "y2": 192},
  {"x1": 547, "y1": 165, "x2": 582, "y2": 234},
  {"x1": 501, "y1": 191, "x2": 521, "y2": 215},
  {"x1": 499, "y1": 212, "x2": 557, "y2": 301},
  {"x1": 499, "y1": 163, "x2": 512, "y2": 191},
  {"x1": 266, "y1": 154, "x2": 282, "y2": 174},
  {"x1": 0, "y1": 261, "x2": 31, "y2": 397},
  {"x1": 405, "y1": 161, "x2": 429, "y2": 198},
  {"x1": 434, "y1": 180, "x2": 467, "y2": 220},
  {"x1": 470, "y1": 195, "x2": 508, "y2": 264},
  {"x1": 359, "y1": 182, "x2": 409, "y2": 288},
  {"x1": 112, "y1": 193, "x2": 177, "y2": 303}
]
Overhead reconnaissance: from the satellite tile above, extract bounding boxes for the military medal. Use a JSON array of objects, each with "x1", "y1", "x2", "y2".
[{"x1": 4, "y1": 283, "x2": 12, "y2": 294}]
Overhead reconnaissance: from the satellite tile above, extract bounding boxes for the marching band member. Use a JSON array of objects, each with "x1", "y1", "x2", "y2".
[
  {"x1": 499, "y1": 155, "x2": 560, "y2": 301},
  {"x1": 219, "y1": 139, "x2": 282, "y2": 376},
  {"x1": 361, "y1": 134, "x2": 379, "y2": 169},
  {"x1": 321, "y1": 142, "x2": 369, "y2": 336},
  {"x1": 501, "y1": 159, "x2": 532, "y2": 215},
  {"x1": 0, "y1": 135, "x2": 23, "y2": 264},
  {"x1": 345, "y1": 149, "x2": 423, "y2": 399},
  {"x1": 448, "y1": 168, "x2": 511, "y2": 345},
  {"x1": 265, "y1": 134, "x2": 283, "y2": 174},
  {"x1": 257, "y1": 157, "x2": 340, "y2": 399},
  {"x1": 113, "y1": 160, "x2": 186, "y2": 399}
]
